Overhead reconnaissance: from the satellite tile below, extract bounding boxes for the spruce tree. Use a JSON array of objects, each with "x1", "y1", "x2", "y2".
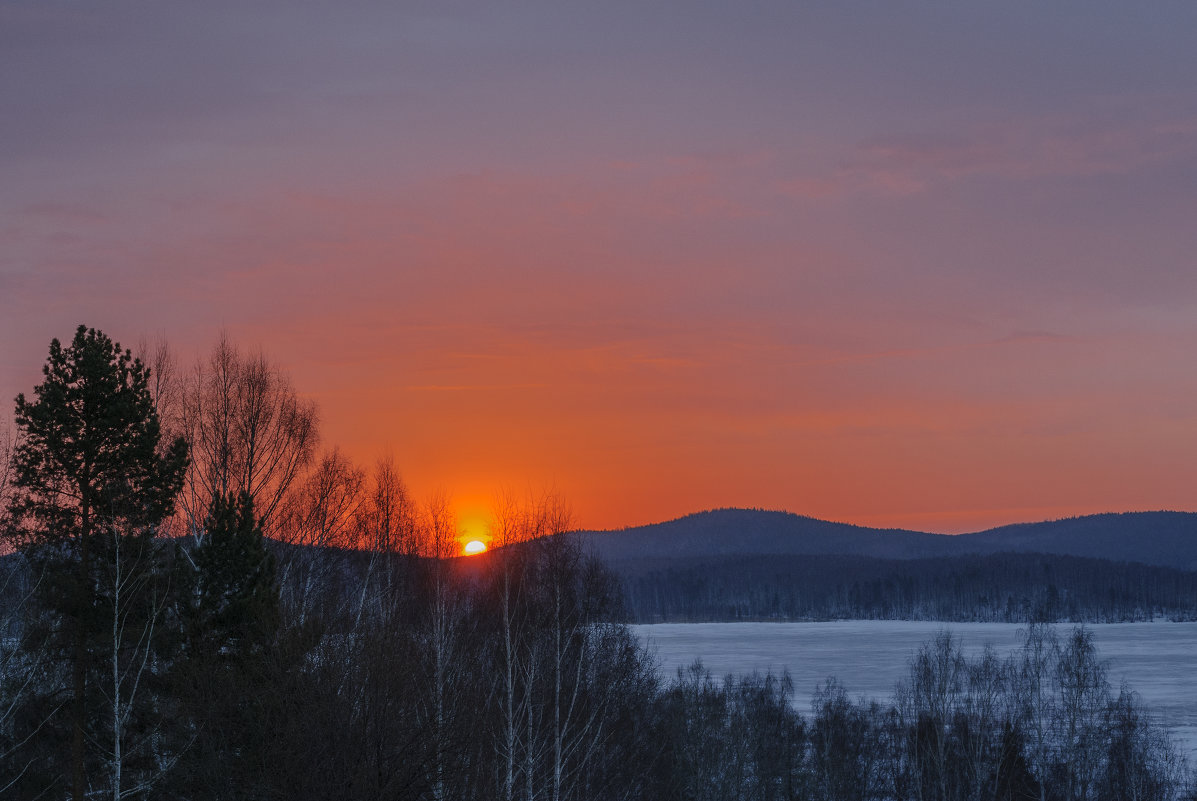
[
  {"x1": 6, "y1": 325, "x2": 188, "y2": 801},
  {"x1": 190, "y1": 491, "x2": 278, "y2": 662},
  {"x1": 172, "y1": 491, "x2": 280, "y2": 800}
]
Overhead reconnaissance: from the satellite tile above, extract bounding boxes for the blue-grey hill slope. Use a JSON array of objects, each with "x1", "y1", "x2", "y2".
[{"x1": 581, "y1": 508, "x2": 1197, "y2": 571}]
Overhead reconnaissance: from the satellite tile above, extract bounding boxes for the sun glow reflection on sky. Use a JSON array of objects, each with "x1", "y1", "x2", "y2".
[{"x1": 3, "y1": 3, "x2": 1197, "y2": 533}]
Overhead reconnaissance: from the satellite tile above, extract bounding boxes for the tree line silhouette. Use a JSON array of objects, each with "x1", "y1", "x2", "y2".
[
  {"x1": 1, "y1": 326, "x2": 1193, "y2": 800},
  {"x1": 614, "y1": 552, "x2": 1197, "y2": 623}
]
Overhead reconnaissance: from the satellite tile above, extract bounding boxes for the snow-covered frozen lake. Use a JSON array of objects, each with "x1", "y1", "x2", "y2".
[{"x1": 632, "y1": 621, "x2": 1197, "y2": 760}]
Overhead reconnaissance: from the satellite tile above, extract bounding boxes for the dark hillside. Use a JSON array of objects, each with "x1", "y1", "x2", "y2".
[
  {"x1": 614, "y1": 551, "x2": 1197, "y2": 623},
  {"x1": 581, "y1": 508, "x2": 944, "y2": 562},
  {"x1": 958, "y1": 511, "x2": 1197, "y2": 570},
  {"x1": 582, "y1": 508, "x2": 1197, "y2": 571}
]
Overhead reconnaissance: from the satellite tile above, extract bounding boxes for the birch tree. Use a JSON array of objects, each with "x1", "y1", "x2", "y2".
[
  {"x1": 488, "y1": 491, "x2": 568, "y2": 801},
  {"x1": 95, "y1": 521, "x2": 171, "y2": 801},
  {"x1": 0, "y1": 421, "x2": 14, "y2": 522},
  {"x1": 419, "y1": 494, "x2": 471, "y2": 801},
  {"x1": 178, "y1": 332, "x2": 317, "y2": 542},
  {"x1": 1051, "y1": 627, "x2": 1109, "y2": 800},
  {"x1": 274, "y1": 448, "x2": 365, "y2": 625},
  {"x1": 1013, "y1": 624, "x2": 1058, "y2": 801},
  {"x1": 0, "y1": 550, "x2": 53, "y2": 796},
  {"x1": 354, "y1": 456, "x2": 417, "y2": 625}
]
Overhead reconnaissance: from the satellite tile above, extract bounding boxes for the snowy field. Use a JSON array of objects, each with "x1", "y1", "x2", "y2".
[{"x1": 632, "y1": 621, "x2": 1197, "y2": 760}]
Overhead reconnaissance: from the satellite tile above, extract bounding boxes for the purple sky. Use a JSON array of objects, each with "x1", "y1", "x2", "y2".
[{"x1": 4, "y1": 2, "x2": 1197, "y2": 533}]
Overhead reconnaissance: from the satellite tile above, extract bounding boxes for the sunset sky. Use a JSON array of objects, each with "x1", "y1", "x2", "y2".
[{"x1": 4, "y1": 2, "x2": 1197, "y2": 535}]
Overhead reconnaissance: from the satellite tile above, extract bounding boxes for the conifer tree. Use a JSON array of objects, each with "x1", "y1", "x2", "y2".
[
  {"x1": 171, "y1": 491, "x2": 280, "y2": 800},
  {"x1": 6, "y1": 325, "x2": 188, "y2": 801},
  {"x1": 190, "y1": 492, "x2": 278, "y2": 660}
]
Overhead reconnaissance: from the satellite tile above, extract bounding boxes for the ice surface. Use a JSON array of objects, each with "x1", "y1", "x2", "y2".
[{"x1": 632, "y1": 621, "x2": 1197, "y2": 760}]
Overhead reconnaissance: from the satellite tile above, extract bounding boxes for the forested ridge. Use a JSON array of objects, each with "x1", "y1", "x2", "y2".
[
  {"x1": 613, "y1": 552, "x2": 1197, "y2": 623},
  {"x1": 583, "y1": 508, "x2": 1197, "y2": 571},
  {"x1": 2, "y1": 327, "x2": 1194, "y2": 800}
]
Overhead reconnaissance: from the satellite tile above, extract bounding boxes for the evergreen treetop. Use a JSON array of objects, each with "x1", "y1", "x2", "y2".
[
  {"x1": 191, "y1": 491, "x2": 279, "y2": 660},
  {"x1": 10, "y1": 324, "x2": 189, "y2": 544}
]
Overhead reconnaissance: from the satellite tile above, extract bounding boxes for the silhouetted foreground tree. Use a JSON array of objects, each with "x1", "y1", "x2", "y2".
[
  {"x1": 166, "y1": 491, "x2": 280, "y2": 800},
  {"x1": 4, "y1": 326, "x2": 188, "y2": 801}
]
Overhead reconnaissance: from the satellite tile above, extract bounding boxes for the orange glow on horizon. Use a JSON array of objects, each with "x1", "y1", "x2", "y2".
[{"x1": 5, "y1": 3, "x2": 1197, "y2": 545}]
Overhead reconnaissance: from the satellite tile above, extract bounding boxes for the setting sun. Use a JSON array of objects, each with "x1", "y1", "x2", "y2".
[{"x1": 463, "y1": 540, "x2": 487, "y2": 555}]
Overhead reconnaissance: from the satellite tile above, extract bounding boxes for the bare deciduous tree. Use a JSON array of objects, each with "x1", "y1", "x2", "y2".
[
  {"x1": 1051, "y1": 627, "x2": 1109, "y2": 801},
  {"x1": 897, "y1": 630, "x2": 967, "y2": 800},
  {"x1": 0, "y1": 422, "x2": 14, "y2": 521},
  {"x1": 136, "y1": 336, "x2": 182, "y2": 438},
  {"x1": 0, "y1": 549, "x2": 53, "y2": 797},
  {"x1": 179, "y1": 333, "x2": 318, "y2": 542},
  {"x1": 274, "y1": 448, "x2": 366, "y2": 625},
  {"x1": 351, "y1": 455, "x2": 418, "y2": 628},
  {"x1": 420, "y1": 494, "x2": 471, "y2": 801},
  {"x1": 1013, "y1": 623, "x2": 1058, "y2": 801},
  {"x1": 96, "y1": 523, "x2": 174, "y2": 801},
  {"x1": 488, "y1": 490, "x2": 569, "y2": 801},
  {"x1": 357, "y1": 456, "x2": 417, "y2": 556},
  {"x1": 277, "y1": 448, "x2": 366, "y2": 551}
]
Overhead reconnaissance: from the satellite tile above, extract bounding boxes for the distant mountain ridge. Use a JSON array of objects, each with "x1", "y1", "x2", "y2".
[{"x1": 581, "y1": 509, "x2": 1197, "y2": 572}]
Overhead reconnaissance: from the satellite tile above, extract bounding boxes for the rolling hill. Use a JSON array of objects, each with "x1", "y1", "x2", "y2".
[
  {"x1": 580, "y1": 509, "x2": 1197, "y2": 622},
  {"x1": 581, "y1": 508, "x2": 1197, "y2": 571}
]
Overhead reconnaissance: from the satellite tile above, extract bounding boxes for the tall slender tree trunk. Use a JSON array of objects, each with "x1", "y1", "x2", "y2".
[
  {"x1": 431, "y1": 558, "x2": 446, "y2": 801},
  {"x1": 501, "y1": 570, "x2": 516, "y2": 801},
  {"x1": 525, "y1": 659, "x2": 536, "y2": 801},
  {"x1": 434, "y1": 615, "x2": 444, "y2": 801},
  {"x1": 73, "y1": 494, "x2": 90, "y2": 801},
  {"x1": 552, "y1": 589, "x2": 562, "y2": 801},
  {"x1": 111, "y1": 529, "x2": 122, "y2": 801}
]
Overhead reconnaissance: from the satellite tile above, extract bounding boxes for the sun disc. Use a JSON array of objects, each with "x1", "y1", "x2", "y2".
[{"x1": 463, "y1": 539, "x2": 487, "y2": 555}]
